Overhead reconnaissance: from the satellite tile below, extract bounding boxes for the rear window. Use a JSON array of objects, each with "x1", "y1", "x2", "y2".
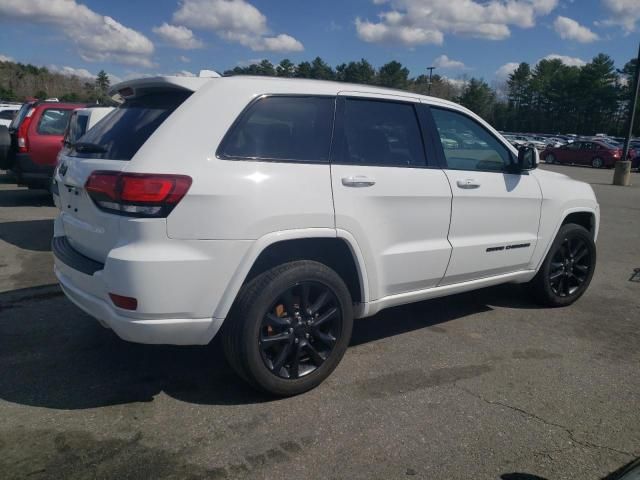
[
  {"x1": 70, "y1": 91, "x2": 191, "y2": 160},
  {"x1": 37, "y1": 108, "x2": 72, "y2": 135},
  {"x1": 9, "y1": 103, "x2": 32, "y2": 130},
  {"x1": 218, "y1": 96, "x2": 335, "y2": 162},
  {"x1": 67, "y1": 112, "x2": 89, "y2": 144},
  {"x1": 0, "y1": 109, "x2": 16, "y2": 120}
]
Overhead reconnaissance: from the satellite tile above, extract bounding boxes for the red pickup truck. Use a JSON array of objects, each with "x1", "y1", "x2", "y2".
[{"x1": 1, "y1": 100, "x2": 86, "y2": 190}]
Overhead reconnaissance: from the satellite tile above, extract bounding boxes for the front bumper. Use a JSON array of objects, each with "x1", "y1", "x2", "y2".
[{"x1": 52, "y1": 236, "x2": 224, "y2": 345}]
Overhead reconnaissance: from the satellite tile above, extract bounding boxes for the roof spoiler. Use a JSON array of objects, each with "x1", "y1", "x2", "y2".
[{"x1": 109, "y1": 74, "x2": 220, "y2": 101}]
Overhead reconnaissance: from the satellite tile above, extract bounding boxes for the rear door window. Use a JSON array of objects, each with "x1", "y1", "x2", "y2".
[
  {"x1": 334, "y1": 98, "x2": 426, "y2": 167},
  {"x1": 70, "y1": 91, "x2": 191, "y2": 160},
  {"x1": 218, "y1": 96, "x2": 335, "y2": 162},
  {"x1": 37, "y1": 108, "x2": 73, "y2": 135}
]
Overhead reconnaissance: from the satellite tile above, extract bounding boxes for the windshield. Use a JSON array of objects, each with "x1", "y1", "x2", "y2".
[{"x1": 69, "y1": 91, "x2": 191, "y2": 160}]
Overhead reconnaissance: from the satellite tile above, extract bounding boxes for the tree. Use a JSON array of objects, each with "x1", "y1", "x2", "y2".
[
  {"x1": 336, "y1": 59, "x2": 375, "y2": 85},
  {"x1": 294, "y1": 61, "x2": 312, "y2": 78},
  {"x1": 377, "y1": 61, "x2": 409, "y2": 89},
  {"x1": 276, "y1": 59, "x2": 295, "y2": 77},
  {"x1": 309, "y1": 57, "x2": 335, "y2": 80},
  {"x1": 620, "y1": 58, "x2": 640, "y2": 136},
  {"x1": 95, "y1": 70, "x2": 110, "y2": 94},
  {"x1": 458, "y1": 78, "x2": 496, "y2": 120}
]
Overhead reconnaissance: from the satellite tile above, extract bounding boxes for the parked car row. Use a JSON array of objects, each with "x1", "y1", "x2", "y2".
[
  {"x1": 542, "y1": 139, "x2": 638, "y2": 169},
  {"x1": 0, "y1": 100, "x2": 113, "y2": 189},
  {"x1": 499, "y1": 131, "x2": 640, "y2": 170},
  {"x1": 0, "y1": 103, "x2": 21, "y2": 127}
]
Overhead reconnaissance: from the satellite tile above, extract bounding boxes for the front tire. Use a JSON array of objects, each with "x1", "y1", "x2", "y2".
[
  {"x1": 223, "y1": 260, "x2": 354, "y2": 396},
  {"x1": 530, "y1": 224, "x2": 596, "y2": 307},
  {"x1": 546, "y1": 153, "x2": 556, "y2": 164}
]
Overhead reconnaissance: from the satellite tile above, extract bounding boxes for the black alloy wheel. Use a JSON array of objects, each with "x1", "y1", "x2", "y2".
[
  {"x1": 548, "y1": 235, "x2": 592, "y2": 297},
  {"x1": 530, "y1": 223, "x2": 596, "y2": 307},
  {"x1": 259, "y1": 281, "x2": 342, "y2": 379},
  {"x1": 223, "y1": 260, "x2": 353, "y2": 396}
]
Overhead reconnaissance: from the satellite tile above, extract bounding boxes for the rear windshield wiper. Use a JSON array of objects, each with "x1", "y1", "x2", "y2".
[{"x1": 74, "y1": 142, "x2": 107, "y2": 153}]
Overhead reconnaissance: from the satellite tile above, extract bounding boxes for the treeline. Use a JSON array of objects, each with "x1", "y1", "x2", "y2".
[
  {"x1": 226, "y1": 54, "x2": 639, "y2": 136},
  {"x1": 225, "y1": 58, "x2": 464, "y2": 101},
  {"x1": 0, "y1": 60, "x2": 109, "y2": 103},
  {"x1": 2, "y1": 53, "x2": 637, "y2": 136}
]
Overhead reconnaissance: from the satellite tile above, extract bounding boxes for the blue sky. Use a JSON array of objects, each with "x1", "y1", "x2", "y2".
[{"x1": 0, "y1": 0, "x2": 637, "y2": 85}]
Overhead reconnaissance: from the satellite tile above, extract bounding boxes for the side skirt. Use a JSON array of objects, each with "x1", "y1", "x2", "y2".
[{"x1": 354, "y1": 270, "x2": 536, "y2": 318}]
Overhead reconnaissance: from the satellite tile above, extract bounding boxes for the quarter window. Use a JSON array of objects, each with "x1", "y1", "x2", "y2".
[
  {"x1": 431, "y1": 108, "x2": 514, "y2": 172},
  {"x1": 219, "y1": 96, "x2": 335, "y2": 162},
  {"x1": 335, "y1": 98, "x2": 426, "y2": 167},
  {"x1": 37, "y1": 109, "x2": 73, "y2": 135}
]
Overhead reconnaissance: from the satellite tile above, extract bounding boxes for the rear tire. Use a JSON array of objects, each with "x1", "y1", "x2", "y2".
[
  {"x1": 529, "y1": 224, "x2": 596, "y2": 307},
  {"x1": 591, "y1": 157, "x2": 603, "y2": 168},
  {"x1": 222, "y1": 260, "x2": 353, "y2": 396}
]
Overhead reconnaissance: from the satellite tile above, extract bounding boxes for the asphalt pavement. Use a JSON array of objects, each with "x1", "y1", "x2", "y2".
[{"x1": 0, "y1": 165, "x2": 638, "y2": 480}]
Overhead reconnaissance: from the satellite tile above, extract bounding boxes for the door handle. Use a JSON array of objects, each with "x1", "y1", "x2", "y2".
[
  {"x1": 342, "y1": 176, "x2": 376, "y2": 187},
  {"x1": 456, "y1": 179, "x2": 480, "y2": 189}
]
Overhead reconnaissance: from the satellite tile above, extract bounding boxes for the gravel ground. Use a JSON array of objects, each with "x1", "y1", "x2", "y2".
[{"x1": 0, "y1": 165, "x2": 638, "y2": 480}]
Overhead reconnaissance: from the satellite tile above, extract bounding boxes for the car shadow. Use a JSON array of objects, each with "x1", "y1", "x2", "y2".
[
  {"x1": 0, "y1": 219, "x2": 53, "y2": 252},
  {"x1": 0, "y1": 187, "x2": 53, "y2": 207},
  {"x1": 0, "y1": 283, "x2": 542, "y2": 409}
]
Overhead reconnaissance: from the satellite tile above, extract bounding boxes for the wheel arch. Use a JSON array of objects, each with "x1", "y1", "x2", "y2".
[
  {"x1": 561, "y1": 210, "x2": 597, "y2": 238},
  {"x1": 212, "y1": 229, "x2": 370, "y2": 319},
  {"x1": 532, "y1": 206, "x2": 599, "y2": 274}
]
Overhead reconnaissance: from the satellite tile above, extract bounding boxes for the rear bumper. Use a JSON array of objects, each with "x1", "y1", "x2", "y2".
[
  {"x1": 14, "y1": 153, "x2": 54, "y2": 187},
  {"x1": 52, "y1": 235, "x2": 224, "y2": 345}
]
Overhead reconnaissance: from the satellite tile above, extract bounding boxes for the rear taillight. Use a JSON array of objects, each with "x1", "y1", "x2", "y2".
[
  {"x1": 17, "y1": 108, "x2": 35, "y2": 152},
  {"x1": 613, "y1": 150, "x2": 621, "y2": 158},
  {"x1": 85, "y1": 172, "x2": 192, "y2": 218}
]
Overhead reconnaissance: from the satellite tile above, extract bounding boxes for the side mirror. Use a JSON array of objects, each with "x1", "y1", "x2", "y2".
[{"x1": 517, "y1": 145, "x2": 538, "y2": 171}]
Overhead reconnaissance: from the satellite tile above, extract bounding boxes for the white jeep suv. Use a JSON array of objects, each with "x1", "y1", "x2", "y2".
[{"x1": 52, "y1": 75, "x2": 599, "y2": 396}]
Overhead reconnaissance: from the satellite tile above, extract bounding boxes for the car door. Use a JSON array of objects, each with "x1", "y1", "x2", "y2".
[
  {"x1": 427, "y1": 106, "x2": 542, "y2": 285},
  {"x1": 30, "y1": 107, "x2": 73, "y2": 166},
  {"x1": 561, "y1": 141, "x2": 581, "y2": 164},
  {"x1": 330, "y1": 93, "x2": 452, "y2": 301},
  {"x1": 578, "y1": 141, "x2": 594, "y2": 165}
]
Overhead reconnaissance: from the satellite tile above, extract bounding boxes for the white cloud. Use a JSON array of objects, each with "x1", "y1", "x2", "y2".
[
  {"x1": 47, "y1": 64, "x2": 122, "y2": 84},
  {"x1": 495, "y1": 62, "x2": 520, "y2": 79},
  {"x1": 257, "y1": 34, "x2": 304, "y2": 52},
  {"x1": 539, "y1": 53, "x2": 586, "y2": 67},
  {"x1": 172, "y1": 0, "x2": 304, "y2": 52},
  {"x1": 175, "y1": 70, "x2": 196, "y2": 77},
  {"x1": 442, "y1": 76, "x2": 468, "y2": 90},
  {"x1": 553, "y1": 16, "x2": 599, "y2": 42},
  {"x1": 153, "y1": 23, "x2": 203, "y2": 49},
  {"x1": 433, "y1": 54, "x2": 466, "y2": 69},
  {"x1": 179, "y1": 55, "x2": 191, "y2": 63},
  {"x1": 355, "y1": 17, "x2": 443, "y2": 46},
  {"x1": 0, "y1": 54, "x2": 14, "y2": 62},
  {"x1": 48, "y1": 65, "x2": 94, "y2": 78},
  {"x1": 356, "y1": 0, "x2": 559, "y2": 46},
  {"x1": 601, "y1": 0, "x2": 640, "y2": 33},
  {"x1": 0, "y1": 0, "x2": 155, "y2": 67}
]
